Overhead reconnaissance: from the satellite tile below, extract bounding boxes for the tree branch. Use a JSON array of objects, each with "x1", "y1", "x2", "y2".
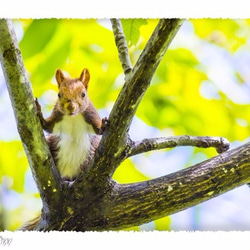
[
  {"x1": 111, "y1": 18, "x2": 132, "y2": 78},
  {"x1": 82, "y1": 19, "x2": 183, "y2": 187},
  {"x1": 70, "y1": 141, "x2": 250, "y2": 231},
  {"x1": 0, "y1": 19, "x2": 61, "y2": 207},
  {"x1": 128, "y1": 135, "x2": 230, "y2": 158},
  {"x1": 11, "y1": 18, "x2": 250, "y2": 231},
  {"x1": 109, "y1": 142, "x2": 250, "y2": 230}
]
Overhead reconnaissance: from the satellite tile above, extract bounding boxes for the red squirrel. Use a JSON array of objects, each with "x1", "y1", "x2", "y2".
[
  {"x1": 35, "y1": 68, "x2": 107, "y2": 180},
  {"x1": 20, "y1": 68, "x2": 107, "y2": 231}
]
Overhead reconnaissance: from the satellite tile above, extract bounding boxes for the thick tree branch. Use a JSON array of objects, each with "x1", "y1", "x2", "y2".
[
  {"x1": 111, "y1": 18, "x2": 132, "y2": 77},
  {"x1": 0, "y1": 19, "x2": 61, "y2": 207},
  {"x1": 10, "y1": 18, "x2": 250, "y2": 232},
  {"x1": 68, "y1": 141, "x2": 250, "y2": 231},
  {"x1": 4, "y1": 18, "x2": 244, "y2": 232},
  {"x1": 128, "y1": 135, "x2": 230, "y2": 158},
  {"x1": 108, "y1": 142, "x2": 250, "y2": 230},
  {"x1": 82, "y1": 19, "x2": 183, "y2": 188}
]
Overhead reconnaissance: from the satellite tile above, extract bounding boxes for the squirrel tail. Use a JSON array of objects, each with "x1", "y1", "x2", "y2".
[{"x1": 18, "y1": 214, "x2": 41, "y2": 231}]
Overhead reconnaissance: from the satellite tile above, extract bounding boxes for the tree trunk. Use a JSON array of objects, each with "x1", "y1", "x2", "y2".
[{"x1": 1, "y1": 18, "x2": 250, "y2": 231}]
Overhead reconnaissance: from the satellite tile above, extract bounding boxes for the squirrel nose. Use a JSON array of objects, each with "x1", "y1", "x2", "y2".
[
  {"x1": 67, "y1": 102, "x2": 74, "y2": 111},
  {"x1": 65, "y1": 99, "x2": 73, "y2": 111}
]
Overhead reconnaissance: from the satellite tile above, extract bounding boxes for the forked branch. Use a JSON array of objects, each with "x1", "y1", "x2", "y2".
[
  {"x1": 2, "y1": 18, "x2": 246, "y2": 232},
  {"x1": 62, "y1": 141, "x2": 250, "y2": 231},
  {"x1": 108, "y1": 142, "x2": 250, "y2": 229},
  {"x1": 83, "y1": 19, "x2": 183, "y2": 186}
]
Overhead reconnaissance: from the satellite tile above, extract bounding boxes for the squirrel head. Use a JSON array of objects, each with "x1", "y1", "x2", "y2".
[{"x1": 55, "y1": 68, "x2": 91, "y2": 116}]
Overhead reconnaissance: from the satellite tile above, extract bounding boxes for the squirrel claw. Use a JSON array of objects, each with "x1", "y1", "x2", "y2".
[
  {"x1": 35, "y1": 98, "x2": 42, "y2": 113},
  {"x1": 102, "y1": 117, "x2": 110, "y2": 127},
  {"x1": 34, "y1": 98, "x2": 46, "y2": 127},
  {"x1": 102, "y1": 117, "x2": 109, "y2": 126},
  {"x1": 99, "y1": 117, "x2": 109, "y2": 134}
]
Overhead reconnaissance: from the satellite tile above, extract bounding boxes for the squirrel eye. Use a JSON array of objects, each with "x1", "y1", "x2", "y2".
[
  {"x1": 58, "y1": 93, "x2": 61, "y2": 98},
  {"x1": 81, "y1": 92, "x2": 85, "y2": 98}
]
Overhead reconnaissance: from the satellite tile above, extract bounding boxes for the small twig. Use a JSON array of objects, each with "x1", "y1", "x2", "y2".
[
  {"x1": 128, "y1": 135, "x2": 230, "y2": 158},
  {"x1": 111, "y1": 18, "x2": 132, "y2": 78}
]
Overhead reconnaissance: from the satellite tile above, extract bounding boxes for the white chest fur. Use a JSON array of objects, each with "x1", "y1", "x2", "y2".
[{"x1": 53, "y1": 114, "x2": 93, "y2": 179}]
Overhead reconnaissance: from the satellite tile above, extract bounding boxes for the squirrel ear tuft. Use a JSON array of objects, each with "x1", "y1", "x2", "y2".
[
  {"x1": 79, "y1": 68, "x2": 90, "y2": 89},
  {"x1": 55, "y1": 69, "x2": 67, "y2": 87}
]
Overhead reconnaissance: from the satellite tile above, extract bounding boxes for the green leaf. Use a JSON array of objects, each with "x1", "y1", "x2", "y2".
[
  {"x1": 20, "y1": 19, "x2": 60, "y2": 59},
  {"x1": 121, "y1": 19, "x2": 148, "y2": 47}
]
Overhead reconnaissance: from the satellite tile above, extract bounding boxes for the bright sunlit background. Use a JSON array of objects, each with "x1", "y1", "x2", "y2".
[{"x1": 1, "y1": 19, "x2": 250, "y2": 231}]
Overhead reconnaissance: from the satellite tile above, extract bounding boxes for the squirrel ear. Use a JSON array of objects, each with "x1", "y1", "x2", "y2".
[
  {"x1": 55, "y1": 69, "x2": 67, "y2": 87},
  {"x1": 79, "y1": 68, "x2": 90, "y2": 89}
]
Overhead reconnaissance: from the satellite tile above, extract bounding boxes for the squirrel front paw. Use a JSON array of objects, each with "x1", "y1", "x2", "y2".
[
  {"x1": 99, "y1": 117, "x2": 110, "y2": 134},
  {"x1": 35, "y1": 98, "x2": 42, "y2": 112},
  {"x1": 34, "y1": 98, "x2": 46, "y2": 127}
]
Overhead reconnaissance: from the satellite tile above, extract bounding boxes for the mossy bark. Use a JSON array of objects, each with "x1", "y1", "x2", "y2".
[
  {"x1": 0, "y1": 19, "x2": 61, "y2": 209},
  {"x1": 1, "y1": 18, "x2": 250, "y2": 231}
]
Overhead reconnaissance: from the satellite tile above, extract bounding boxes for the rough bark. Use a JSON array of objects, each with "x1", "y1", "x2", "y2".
[
  {"x1": 72, "y1": 142, "x2": 250, "y2": 231},
  {"x1": 83, "y1": 19, "x2": 184, "y2": 186},
  {"x1": 128, "y1": 135, "x2": 230, "y2": 157},
  {"x1": 1, "y1": 18, "x2": 250, "y2": 231},
  {"x1": 0, "y1": 19, "x2": 61, "y2": 211}
]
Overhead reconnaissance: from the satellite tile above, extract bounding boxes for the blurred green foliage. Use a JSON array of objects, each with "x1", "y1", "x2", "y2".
[
  {"x1": 1, "y1": 19, "x2": 250, "y2": 231},
  {"x1": 121, "y1": 19, "x2": 148, "y2": 47}
]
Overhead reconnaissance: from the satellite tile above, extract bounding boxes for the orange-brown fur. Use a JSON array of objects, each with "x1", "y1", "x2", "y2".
[
  {"x1": 35, "y1": 68, "x2": 106, "y2": 180},
  {"x1": 20, "y1": 68, "x2": 107, "y2": 230}
]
